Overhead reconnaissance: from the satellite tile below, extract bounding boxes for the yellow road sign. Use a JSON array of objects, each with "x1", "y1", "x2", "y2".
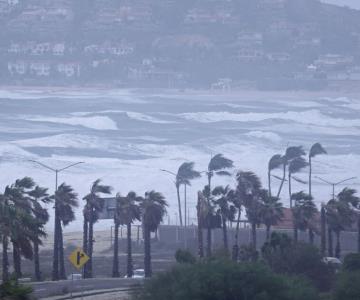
[{"x1": 68, "y1": 248, "x2": 89, "y2": 270}]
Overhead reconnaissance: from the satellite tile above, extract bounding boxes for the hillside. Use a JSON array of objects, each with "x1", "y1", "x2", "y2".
[{"x1": 1, "y1": 0, "x2": 360, "y2": 89}]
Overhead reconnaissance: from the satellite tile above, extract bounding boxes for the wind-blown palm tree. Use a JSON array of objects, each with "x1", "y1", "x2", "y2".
[
  {"x1": 236, "y1": 171, "x2": 262, "y2": 255},
  {"x1": 0, "y1": 179, "x2": 44, "y2": 281},
  {"x1": 327, "y1": 188, "x2": 359, "y2": 258},
  {"x1": 288, "y1": 157, "x2": 308, "y2": 208},
  {"x1": 268, "y1": 154, "x2": 283, "y2": 197},
  {"x1": 7, "y1": 177, "x2": 36, "y2": 279},
  {"x1": 112, "y1": 192, "x2": 141, "y2": 278},
  {"x1": 261, "y1": 194, "x2": 284, "y2": 240},
  {"x1": 291, "y1": 191, "x2": 317, "y2": 243},
  {"x1": 196, "y1": 191, "x2": 207, "y2": 258},
  {"x1": 205, "y1": 154, "x2": 233, "y2": 255},
  {"x1": 212, "y1": 185, "x2": 236, "y2": 252},
  {"x1": 207, "y1": 154, "x2": 234, "y2": 191},
  {"x1": 83, "y1": 179, "x2": 112, "y2": 278},
  {"x1": 176, "y1": 162, "x2": 201, "y2": 227},
  {"x1": 56, "y1": 183, "x2": 78, "y2": 279},
  {"x1": 28, "y1": 186, "x2": 51, "y2": 281},
  {"x1": 141, "y1": 191, "x2": 167, "y2": 277},
  {"x1": 277, "y1": 146, "x2": 306, "y2": 199},
  {"x1": 308, "y1": 143, "x2": 327, "y2": 197}
]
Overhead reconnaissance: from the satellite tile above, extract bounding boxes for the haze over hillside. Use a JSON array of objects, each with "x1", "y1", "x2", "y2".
[
  {"x1": 322, "y1": 0, "x2": 360, "y2": 10},
  {"x1": 1, "y1": 0, "x2": 360, "y2": 90}
]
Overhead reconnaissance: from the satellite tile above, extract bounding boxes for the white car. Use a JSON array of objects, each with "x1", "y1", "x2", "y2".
[
  {"x1": 322, "y1": 257, "x2": 342, "y2": 266},
  {"x1": 125, "y1": 269, "x2": 145, "y2": 279},
  {"x1": 67, "y1": 273, "x2": 82, "y2": 280}
]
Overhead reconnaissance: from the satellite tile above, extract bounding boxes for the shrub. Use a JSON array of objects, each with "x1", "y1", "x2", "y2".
[
  {"x1": 133, "y1": 259, "x2": 318, "y2": 300},
  {"x1": 334, "y1": 271, "x2": 360, "y2": 300},
  {"x1": 0, "y1": 279, "x2": 33, "y2": 300},
  {"x1": 343, "y1": 253, "x2": 360, "y2": 272},
  {"x1": 175, "y1": 249, "x2": 196, "y2": 264},
  {"x1": 262, "y1": 233, "x2": 334, "y2": 292}
]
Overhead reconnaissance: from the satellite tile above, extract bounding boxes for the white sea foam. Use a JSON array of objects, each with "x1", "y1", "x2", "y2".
[
  {"x1": 180, "y1": 109, "x2": 360, "y2": 128},
  {"x1": 246, "y1": 131, "x2": 282, "y2": 143},
  {"x1": 27, "y1": 116, "x2": 118, "y2": 130}
]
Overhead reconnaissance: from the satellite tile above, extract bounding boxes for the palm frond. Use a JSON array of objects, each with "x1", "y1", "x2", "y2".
[
  {"x1": 285, "y1": 146, "x2": 306, "y2": 161},
  {"x1": 310, "y1": 143, "x2": 327, "y2": 158},
  {"x1": 208, "y1": 154, "x2": 233, "y2": 172},
  {"x1": 289, "y1": 157, "x2": 308, "y2": 174},
  {"x1": 268, "y1": 154, "x2": 283, "y2": 171}
]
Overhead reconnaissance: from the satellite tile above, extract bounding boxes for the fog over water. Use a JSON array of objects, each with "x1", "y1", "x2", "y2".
[{"x1": 0, "y1": 88, "x2": 359, "y2": 231}]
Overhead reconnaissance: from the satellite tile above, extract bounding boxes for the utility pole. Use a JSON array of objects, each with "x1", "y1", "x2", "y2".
[{"x1": 315, "y1": 176, "x2": 357, "y2": 200}]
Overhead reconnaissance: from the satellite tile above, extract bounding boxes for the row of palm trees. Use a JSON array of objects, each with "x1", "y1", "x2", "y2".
[
  {"x1": 0, "y1": 176, "x2": 168, "y2": 281},
  {"x1": 171, "y1": 143, "x2": 359, "y2": 261}
]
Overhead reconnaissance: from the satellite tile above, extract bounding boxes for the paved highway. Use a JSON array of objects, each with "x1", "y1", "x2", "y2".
[{"x1": 30, "y1": 277, "x2": 143, "y2": 299}]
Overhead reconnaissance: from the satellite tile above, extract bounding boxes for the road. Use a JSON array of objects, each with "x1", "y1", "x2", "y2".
[{"x1": 30, "y1": 277, "x2": 143, "y2": 299}]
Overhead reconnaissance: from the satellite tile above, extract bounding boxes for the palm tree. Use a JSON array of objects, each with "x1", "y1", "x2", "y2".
[
  {"x1": 268, "y1": 154, "x2": 283, "y2": 197},
  {"x1": 291, "y1": 191, "x2": 317, "y2": 243},
  {"x1": 205, "y1": 154, "x2": 233, "y2": 255},
  {"x1": 112, "y1": 192, "x2": 141, "y2": 278},
  {"x1": 207, "y1": 154, "x2": 234, "y2": 191},
  {"x1": 308, "y1": 143, "x2": 327, "y2": 197},
  {"x1": 0, "y1": 180, "x2": 44, "y2": 281},
  {"x1": 261, "y1": 194, "x2": 284, "y2": 240},
  {"x1": 320, "y1": 204, "x2": 327, "y2": 256},
  {"x1": 277, "y1": 146, "x2": 306, "y2": 199},
  {"x1": 28, "y1": 186, "x2": 51, "y2": 281},
  {"x1": 288, "y1": 157, "x2": 308, "y2": 208},
  {"x1": 172, "y1": 162, "x2": 201, "y2": 227},
  {"x1": 56, "y1": 183, "x2": 78, "y2": 279},
  {"x1": 236, "y1": 171, "x2": 262, "y2": 255},
  {"x1": 212, "y1": 185, "x2": 236, "y2": 252},
  {"x1": 83, "y1": 179, "x2": 112, "y2": 278},
  {"x1": 231, "y1": 190, "x2": 242, "y2": 261},
  {"x1": 327, "y1": 188, "x2": 359, "y2": 258},
  {"x1": 141, "y1": 191, "x2": 167, "y2": 277},
  {"x1": 196, "y1": 191, "x2": 207, "y2": 258},
  {"x1": 7, "y1": 178, "x2": 36, "y2": 279}
]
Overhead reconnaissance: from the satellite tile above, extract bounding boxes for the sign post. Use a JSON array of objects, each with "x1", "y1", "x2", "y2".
[{"x1": 68, "y1": 248, "x2": 90, "y2": 299}]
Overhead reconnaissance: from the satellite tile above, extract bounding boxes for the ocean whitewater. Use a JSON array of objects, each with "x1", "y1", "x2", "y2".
[{"x1": 0, "y1": 88, "x2": 359, "y2": 232}]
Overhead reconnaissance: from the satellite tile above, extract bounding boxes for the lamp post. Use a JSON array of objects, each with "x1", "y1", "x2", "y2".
[
  {"x1": 315, "y1": 176, "x2": 357, "y2": 200},
  {"x1": 29, "y1": 160, "x2": 84, "y2": 280}
]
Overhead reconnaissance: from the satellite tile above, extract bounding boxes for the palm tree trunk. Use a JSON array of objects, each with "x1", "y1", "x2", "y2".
[
  {"x1": 13, "y1": 241, "x2": 22, "y2": 279},
  {"x1": 321, "y1": 206, "x2": 326, "y2": 257},
  {"x1": 358, "y1": 216, "x2": 360, "y2": 253},
  {"x1": 58, "y1": 222, "x2": 66, "y2": 280},
  {"x1": 112, "y1": 223, "x2": 119, "y2": 277},
  {"x1": 335, "y1": 231, "x2": 341, "y2": 259},
  {"x1": 127, "y1": 223, "x2": 133, "y2": 277},
  {"x1": 309, "y1": 156, "x2": 312, "y2": 196},
  {"x1": 2, "y1": 235, "x2": 9, "y2": 282},
  {"x1": 232, "y1": 210, "x2": 241, "y2": 261},
  {"x1": 328, "y1": 228, "x2": 333, "y2": 257},
  {"x1": 288, "y1": 172, "x2": 292, "y2": 208},
  {"x1": 266, "y1": 225, "x2": 271, "y2": 241},
  {"x1": 309, "y1": 229, "x2": 315, "y2": 245},
  {"x1": 222, "y1": 215, "x2": 228, "y2": 252},
  {"x1": 268, "y1": 170, "x2": 272, "y2": 197},
  {"x1": 34, "y1": 241, "x2": 41, "y2": 281},
  {"x1": 251, "y1": 222, "x2": 257, "y2": 252},
  {"x1": 52, "y1": 207, "x2": 59, "y2": 281},
  {"x1": 144, "y1": 226, "x2": 152, "y2": 278},
  {"x1": 82, "y1": 219, "x2": 88, "y2": 278},
  {"x1": 276, "y1": 163, "x2": 286, "y2": 199},
  {"x1": 294, "y1": 226, "x2": 298, "y2": 243},
  {"x1": 197, "y1": 222, "x2": 204, "y2": 258},
  {"x1": 206, "y1": 225, "x2": 212, "y2": 258},
  {"x1": 176, "y1": 185, "x2": 183, "y2": 227},
  {"x1": 88, "y1": 209, "x2": 94, "y2": 278},
  {"x1": 197, "y1": 197, "x2": 204, "y2": 258}
]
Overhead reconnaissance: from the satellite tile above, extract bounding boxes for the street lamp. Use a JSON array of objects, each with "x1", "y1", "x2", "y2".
[
  {"x1": 315, "y1": 176, "x2": 357, "y2": 200},
  {"x1": 28, "y1": 160, "x2": 84, "y2": 280}
]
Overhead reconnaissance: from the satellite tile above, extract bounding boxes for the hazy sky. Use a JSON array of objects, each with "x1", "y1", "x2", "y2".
[{"x1": 322, "y1": 0, "x2": 360, "y2": 9}]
